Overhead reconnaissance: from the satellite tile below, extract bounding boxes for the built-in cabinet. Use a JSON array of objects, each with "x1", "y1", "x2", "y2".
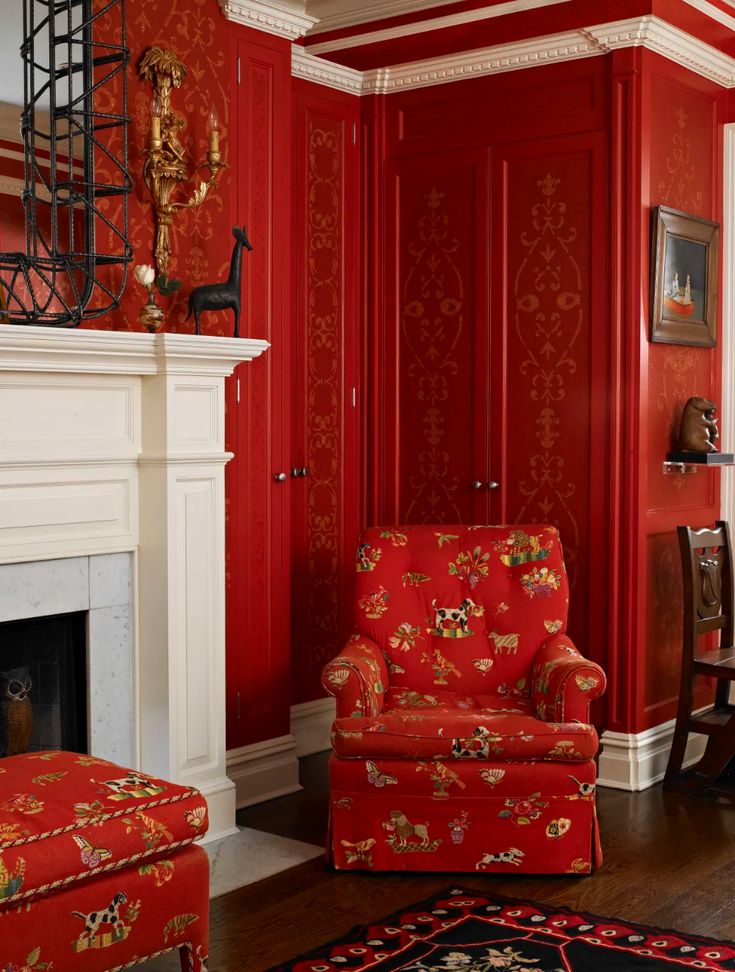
[{"x1": 225, "y1": 34, "x2": 360, "y2": 750}]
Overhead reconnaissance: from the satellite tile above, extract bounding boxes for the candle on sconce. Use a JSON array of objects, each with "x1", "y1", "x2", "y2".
[
  {"x1": 208, "y1": 104, "x2": 220, "y2": 157},
  {"x1": 151, "y1": 95, "x2": 161, "y2": 143}
]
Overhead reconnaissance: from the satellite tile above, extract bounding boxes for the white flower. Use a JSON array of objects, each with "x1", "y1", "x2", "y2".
[{"x1": 134, "y1": 264, "x2": 156, "y2": 289}]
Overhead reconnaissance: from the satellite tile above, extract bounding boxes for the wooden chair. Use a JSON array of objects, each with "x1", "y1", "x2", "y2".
[{"x1": 664, "y1": 520, "x2": 735, "y2": 794}]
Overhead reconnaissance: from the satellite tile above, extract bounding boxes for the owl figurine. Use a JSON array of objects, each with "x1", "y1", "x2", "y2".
[{"x1": 1, "y1": 667, "x2": 33, "y2": 757}]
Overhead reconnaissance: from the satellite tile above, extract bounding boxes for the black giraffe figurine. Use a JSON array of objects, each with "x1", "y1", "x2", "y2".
[{"x1": 185, "y1": 226, "x2": 253, "y2": 336}]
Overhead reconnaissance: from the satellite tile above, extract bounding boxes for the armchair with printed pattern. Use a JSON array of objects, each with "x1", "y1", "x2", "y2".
[{"x1": 322, "y1": 524, "x2": 606, "y2": 874}]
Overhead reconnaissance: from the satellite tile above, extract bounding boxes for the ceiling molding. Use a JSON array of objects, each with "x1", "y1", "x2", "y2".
[
  {"x1": 220, "y1": 0, "x2": 318, "y2": 39},
  {"x1": 361, "y1": 28, "x2": 603, "y2": 94},
  {"x1": 294, "y1": 15, "x2": 735, "y2": 95},
  {"x1": 681, "y1": 0, "x2": 735, "y2": 30},
  {"x1": 306, "y1": 0, "x2": 572, "y2": 56},
  {"x1": 291, "y1": 49, "x2": 364, "y2": 93},
  {"x1": 305, "y1": 0, "x2": 467, "y2": 36},
  {"x1": 583, "y1": 16, "x2": 735, "y2": 88}
]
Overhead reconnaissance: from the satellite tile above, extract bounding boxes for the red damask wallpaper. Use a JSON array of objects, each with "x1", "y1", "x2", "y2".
[{"x1": 92, "y1": 0, "x2": 234, "y2": 333}]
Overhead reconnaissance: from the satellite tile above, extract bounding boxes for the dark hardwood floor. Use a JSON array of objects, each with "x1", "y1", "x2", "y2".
[{"x1": 199, "y1": 753, "x2": 735, "y2": 970}]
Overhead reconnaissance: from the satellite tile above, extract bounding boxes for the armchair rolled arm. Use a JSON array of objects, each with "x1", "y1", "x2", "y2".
[
  {"x1": 321, "y1": 634, "x2": 388, "y2": 719},
  {"x1": 531, "y1": 634, "x2": 606, "y2": 723}
]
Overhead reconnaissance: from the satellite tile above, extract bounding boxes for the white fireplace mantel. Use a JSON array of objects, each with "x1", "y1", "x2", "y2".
[{"x1": 0, "y1": 325, "x2": 269, "y2": 841}]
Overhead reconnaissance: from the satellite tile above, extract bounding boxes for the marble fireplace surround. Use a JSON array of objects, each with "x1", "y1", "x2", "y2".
[{"x1": 0, "y1": 327, "x2": 268, "y2": 842}]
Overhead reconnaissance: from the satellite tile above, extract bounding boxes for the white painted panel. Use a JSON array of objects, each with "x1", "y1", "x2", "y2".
[
  {"x1": 172, "y1": 382, "x2": 220, "y2": 450},
  {"x1": 0, "y1": 469, "x2": 135, "y2": 560},
  {"x1": 177, "y1": 477, "x2": 217, "y2": 770},
  {"x1": 0, "y1": 374, "x2": 140, "y2": 459}
]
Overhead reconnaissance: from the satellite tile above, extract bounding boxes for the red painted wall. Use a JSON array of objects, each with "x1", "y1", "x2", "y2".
[{"x1": 637, "y1": 52, "x2": 725, "y2": 733}]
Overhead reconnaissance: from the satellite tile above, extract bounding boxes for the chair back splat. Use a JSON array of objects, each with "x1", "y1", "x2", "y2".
[{"x1": 665, "y1": 520, "x2": 735, "y2": 793}]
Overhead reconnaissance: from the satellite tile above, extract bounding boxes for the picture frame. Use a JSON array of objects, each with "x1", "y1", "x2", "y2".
[{"x1": 650, "y1": 206, "x2": 719, "y2": 347}]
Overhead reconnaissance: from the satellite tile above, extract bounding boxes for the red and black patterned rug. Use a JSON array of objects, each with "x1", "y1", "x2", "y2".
[{"x1": 268, "y1": 887, "x2": 735, "y2": 971}]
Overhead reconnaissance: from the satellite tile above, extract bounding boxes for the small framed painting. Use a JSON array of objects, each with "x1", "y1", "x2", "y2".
[{"x1": 650, "y1": 206, "x2": 719, "y2": 347}]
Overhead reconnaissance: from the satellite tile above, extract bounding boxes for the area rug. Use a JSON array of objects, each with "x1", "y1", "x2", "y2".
[{"x1": 269, "y1": 886, "x2": 735, "y2": 971}]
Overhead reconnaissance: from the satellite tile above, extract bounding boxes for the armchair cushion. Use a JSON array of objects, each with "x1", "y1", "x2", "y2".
[{"x1": 331, "y1": 688, "x2": 597, "y2": 761}]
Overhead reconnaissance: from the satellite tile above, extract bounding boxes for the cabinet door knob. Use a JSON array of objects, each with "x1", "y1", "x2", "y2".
[
  {"x1": 471, "y1": 480, "x2": 484, "y2": 490},
  {"x1": 274, "y1": 472, "x2": 287, "y2": 482},
  {"x1": 290, "y1": 467, "x2": 302, "y2": 478},
  {"x1": 488, "y1": 480, "x2": 499, "y2": 490},
  {"x1": 301, "y1": 467, "x2": 309, "y2": 478}
]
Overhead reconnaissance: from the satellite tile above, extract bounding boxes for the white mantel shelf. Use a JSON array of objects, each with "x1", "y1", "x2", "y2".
[
  {"x1": 0, "y1": 325, "x2": 269, "y2": 842},
  {"x1": 0, "y1": 324, "x2": 268, "y2": 375}
]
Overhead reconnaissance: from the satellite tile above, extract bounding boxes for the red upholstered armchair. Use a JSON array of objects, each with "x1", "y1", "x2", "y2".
[{"x1": 321, "y1": 525, "x2": 606, "y2": 874}]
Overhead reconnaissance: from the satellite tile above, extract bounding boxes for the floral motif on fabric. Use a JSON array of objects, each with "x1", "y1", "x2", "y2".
[
  {"x1": 448, "y1": 810, "x2": 471, "y2": 844},
  {"x1": 520, "y1": 566, "x2": 561, "y2": 597},
  {"x1": 358, "y1": 587, "x2": 390, "y2": 618},
  {"x1": 0, "y1": 850, "x2": 25, "y2": 900},
  {"x1": 498, "y1": 793, "x2": 548, "y2": 826},
  {"x1": 379, "y1": 529, "x2": 408, "y2": 546},
  {"x1": 436, "y1": 532, "x2": 460, "y2": 548},
  {"x1": 389, "y1": 622, "x2": 424, "y2": 652},
  {"x1": 448, "y1": 547, "x2": 491, "y2": 588},
  {"x1": 4, "y1": 948, "x2": 51, "y2": 971}
]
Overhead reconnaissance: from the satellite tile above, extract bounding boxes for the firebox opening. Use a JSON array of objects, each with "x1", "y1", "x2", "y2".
[{"x1": 0, "y1": 612, "x2": 87, "y2": 757}]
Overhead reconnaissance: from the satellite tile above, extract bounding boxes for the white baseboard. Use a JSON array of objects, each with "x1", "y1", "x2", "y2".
[
  {"x1": 597, "y1": 712, "x2": 708, "y2": 791},
  {"x1": 196, "y1": 776, "x2": 239, "y2": 844},
  {"x1": 290, "y1": 696, "x2": 335, "y2": 756},
  {"x1": 226, "y1": 734, "x2": 301, "y2": 809}
]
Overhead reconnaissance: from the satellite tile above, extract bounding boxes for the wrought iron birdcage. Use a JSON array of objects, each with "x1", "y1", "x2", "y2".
[{"x1": 0, "y1": 0, "x2": 132, "y2": 326}]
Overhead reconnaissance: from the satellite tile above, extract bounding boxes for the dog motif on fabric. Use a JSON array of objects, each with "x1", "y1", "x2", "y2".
[
  {"x1": 355, "y1": 542, "x2": 381, "y2": 572},
  {"x1": 475, "y1": 847, "x2": 525, "y2": 869},
  {"x1": 430, "y1": 598, "x2": 481, "y2": 638},
  {"x1": 451, "y1": 726, "x2": 502, "y2": 758},
  {"x1": 97, "y1": 771, "x2": 166, "y2": 802},
  {"x1": 382, "y1": 811, "x2": 442, "y2": 853},
  {"x1": 71, "y1": 892, "x2": 141, "y2": 951}
]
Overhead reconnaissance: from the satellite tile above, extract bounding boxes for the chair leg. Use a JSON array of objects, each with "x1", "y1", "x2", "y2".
[{"x1": 688, "y1": 721, "x2": 735, "y2": 795}]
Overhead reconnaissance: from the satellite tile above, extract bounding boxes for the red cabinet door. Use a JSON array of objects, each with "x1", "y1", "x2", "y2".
[
  {"x1": 378, "y1": 148, "x2": 493, "y2": 524},
  {"x1": 290, "y1": 84, "x2": 361, "y2": 705},
  {"x1": 226, "y1": 33, "x2": 292, "y2": 749}
]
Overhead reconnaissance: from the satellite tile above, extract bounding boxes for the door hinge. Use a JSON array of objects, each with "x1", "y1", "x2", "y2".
[
  {"x1": 237, "y1": 691, "x2": 241, "y2": 719},
  {"x1": 236, "y1": 377, "x2": 241, "y2": 404},
  {"x1": 352, "y1": 122, "x2": 356, "y2": 146},
  {"x1": 237, "y1": 57, "x2": 241, "y2": 85},
  {"x1": 351, "y1": 385, "x2": 356, "y2": 408}
]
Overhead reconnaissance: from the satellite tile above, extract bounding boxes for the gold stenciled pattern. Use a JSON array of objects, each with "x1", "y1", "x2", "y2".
[
  {"x1": 402, "y1": 187, "x2": 464, "y2": 522},
  {"x1": 656, "y1": 106, "x2": 703, "y2": 215},
  {"x1": 305, "y1": 119, "x2": 342, "y2": 670},
  {"x1": 513, "y1": 173, "x2": 581, "y2": 587}
]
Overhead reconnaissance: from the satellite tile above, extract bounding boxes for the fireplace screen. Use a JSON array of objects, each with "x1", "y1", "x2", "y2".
[{"x1": 0, "y1": 612, "x2": 87, "y2": 757}]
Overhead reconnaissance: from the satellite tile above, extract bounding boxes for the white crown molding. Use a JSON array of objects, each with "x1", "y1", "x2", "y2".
[
  {"x1": 682, "y1": 0, "x2": 735, "y2": 30},
  {"x1": 306, "y1": 0, "x2": 467, "y2": 35},
  {"x1": 583, "y1": 15, "x2": 735, "y2": 88},
  {"x1": 362, "y1": 28, "x2": 604, "y2": 94},
  {"x1": 306, "y1": 0, "x2": 572, "y2": 56},
  {"x1": 220, "y1": 0, "x2": 318, "y2": 39},
  {"x1": 291, "y1": 48, "x2": 364, "y2": 93},
  {"x1": 294, "y1": 15, "x2": 735, "y2": 96}
]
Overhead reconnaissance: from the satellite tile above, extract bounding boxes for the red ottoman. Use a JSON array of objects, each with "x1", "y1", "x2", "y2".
[{"x1": 0, "y1": 751, "x2": 210, "y2": 971}]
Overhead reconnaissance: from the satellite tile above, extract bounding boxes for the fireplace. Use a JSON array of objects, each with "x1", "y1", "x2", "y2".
[
  {"x1": 0, "y1": 326, "x2": 268, "y2": 841},
  {"x1": 0, "y1": 612, "x2": 87, "y2": 756}
]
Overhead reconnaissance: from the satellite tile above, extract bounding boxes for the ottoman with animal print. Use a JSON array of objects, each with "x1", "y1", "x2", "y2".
[
  {"x1": 322, "y1": 525, "x2": 607, "y2": 874},
  {"x1": 0, "y1": 750, "x2": 209, "y2": 970}
]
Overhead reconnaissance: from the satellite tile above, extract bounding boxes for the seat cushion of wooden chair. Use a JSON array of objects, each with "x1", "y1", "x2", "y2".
[
  {"x1": 331, "y1": 689, "x2": 598, "y2": 761},
  {"x1": 0, "y1": 751, "x2": 208, "y2": 908}
]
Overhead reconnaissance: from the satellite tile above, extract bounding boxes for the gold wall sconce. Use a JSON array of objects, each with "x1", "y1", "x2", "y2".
[{"x1": 139, "y1": 47, "x2": 226, "y2": 277}]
